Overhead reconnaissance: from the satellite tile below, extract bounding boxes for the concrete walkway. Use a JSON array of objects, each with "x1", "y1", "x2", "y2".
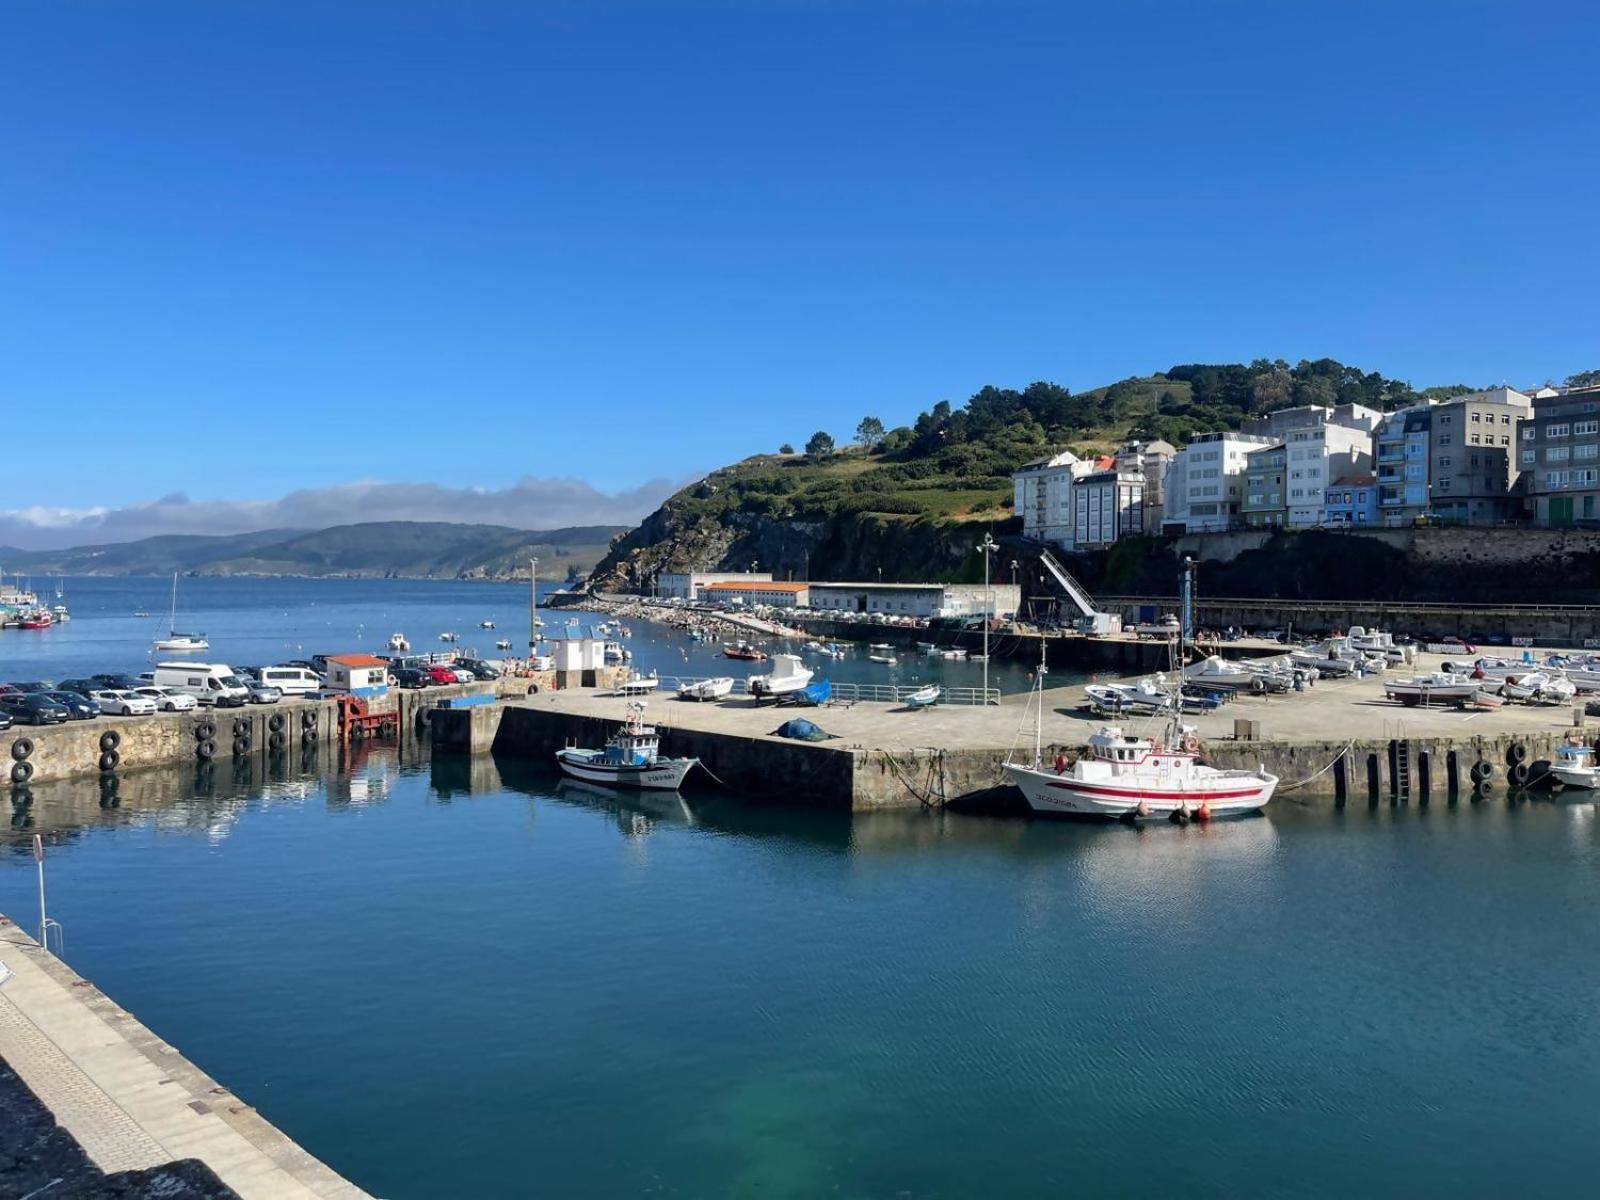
[{"x1": 0, "y1": 915, "x2": 367, "y2": 1200}]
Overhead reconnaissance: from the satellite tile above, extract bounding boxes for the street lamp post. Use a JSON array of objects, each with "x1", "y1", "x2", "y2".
[{"x1": 980, "y1": 533, "x2": 998, "y2": 704}]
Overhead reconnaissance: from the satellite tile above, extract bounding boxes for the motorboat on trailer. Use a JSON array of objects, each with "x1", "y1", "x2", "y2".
[
  {"x1": 748, "y1": 653, "x2": 815, "y2": 700},
  {"x1": 1183, "y1": 655, "x2": 1292, "y2": 694},
  {"x1": 677, "y1": 676, "x2": 734, "y2": 701},
  {"x1": 555, "y1": 703, "x2": 698, "y2": 790},
  {"x1": 1383, "y1": 671, "x2": 1481, "y2": 707},
  {"x1": 1346, "y1": 626, "x2": 1416, "y2": 665},
  {"x1": 1500, "y1": 671, "x2": 1577, "y2": 705},
  {"x1": 1005, "y1": 723, "x2": 1276, "y2": 820}
]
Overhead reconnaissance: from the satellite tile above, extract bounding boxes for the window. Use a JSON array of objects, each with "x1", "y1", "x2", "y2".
[
  {"x1": 1470, "y1": 454, "x2": 1480, "y2": 466},
  {"x1": 1521, "y1": 449, "x2": 1537, "y2": 465},
  {"x1": 1470, "y1": 433, "x2": 1481, "y2": 444},
  {"x1": 1522, "y1": 426, "x2": 1536, "y2": 440},
  {"x1": 1436, "y1": 479, "x2": 1451, "y2": 492},
  {"x1": 1577, "y1": 444, "x2": 1599, "y2": 460},
  {"x1": 1547, "y1": 446, "x2": 1570, "y2": 463},
  {"x1": 1545, "y1": 470, "x2": 1567, "y2": 488},
  {"x1": 1436, "y1": 457, "x2": 1452, "y2": 468},
  {"x1": 1500, "y1": 435, "x2": 1510, "y2": 446},
  {"x1": 1438, "y1": 435, "x2": 1452, "y2": 446},
  {"x1": 1576, "y1": 420, "x2": 1599, "y2": 436},
  {"x1": 1577, "y1": 468, "x2": 1600, "y2": 486},
  {"x1": 1471, "y1": 412, "x2": 1481, "y2": 422},
  {"x1": 1549, "y1": 423, "x2": 1570, "y2": 439},
  {"x1": 1501, "y1": 413, "x2": 1511, "y2": 425}
]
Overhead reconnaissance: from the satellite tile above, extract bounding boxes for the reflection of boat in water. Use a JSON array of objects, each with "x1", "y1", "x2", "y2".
[{"x1": 554, "y1": 777, "x2": 697, "y2": 829}]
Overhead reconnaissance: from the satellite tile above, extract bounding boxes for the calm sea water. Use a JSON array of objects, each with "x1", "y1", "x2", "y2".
[
  {"x1": 3, "y1": 749, "x2": 1597, "y2": 1198},
  {"x1": 0, "y1": 576, "x2": 1043, "y2": 694}
]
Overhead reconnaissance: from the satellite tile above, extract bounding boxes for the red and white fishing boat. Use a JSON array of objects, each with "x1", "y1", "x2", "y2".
[
  {"x1": 1005, "y1": 724, "x2": 1277, "y2": 819},
  {"x1": 18, "y1": 609, "x2": 53, "y2": 630}
]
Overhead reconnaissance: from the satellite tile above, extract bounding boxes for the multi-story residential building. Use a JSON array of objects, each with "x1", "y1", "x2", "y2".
[
  {"x1": 1374, "y1": 405, "x2": 1433, "y2": 524},
  {"x1": 1012, "y1": 450, "x2": 1091, "y2": 546},
  {"x1": 1323, "y1": 475, "x2": 1379, "y2": 526},
  {"x1": 1241, "y1": 444, "x2": 1287, "y2": 528},
  {"x1": 1282, "y1": 422, "x2": 1372, "y2": 527},
  {"x1": 1072, "y1": 470, "x2": 1145, "y2": 547},
  {"x1": 1522, "y1": 384, "x2": 1600, "y2": 525},
  {"x1": 1113, "y1": 439, "x2": 1176, "y2": 531},
  {"x1": 1160, "y1": 432, "x2": 1276, "y2": 533},
  {"x1": 1428, "y1": 387, "x2": 1531, "y2": 522},
  {"x1": 1242, "y1": 402, "x2": 1382, "y2": 440}
]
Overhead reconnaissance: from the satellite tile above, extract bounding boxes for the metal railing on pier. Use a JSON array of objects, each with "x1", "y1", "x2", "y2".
[{"x1": 655, "y1": 676, "x2": 1000, "y2": 707}]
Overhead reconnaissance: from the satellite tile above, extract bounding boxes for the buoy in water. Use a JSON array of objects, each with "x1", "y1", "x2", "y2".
[
  {"x1": 1169, "y1": 804, "x2": 1190, "y2": 826},
  {"x1": 1195, "y1": 802, "x2": 1212, "y2": 822}
]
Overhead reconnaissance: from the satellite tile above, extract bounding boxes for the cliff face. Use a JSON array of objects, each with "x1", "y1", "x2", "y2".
[{"x1": 591, "y1": 505, "x2": 1007, "y2": 590}]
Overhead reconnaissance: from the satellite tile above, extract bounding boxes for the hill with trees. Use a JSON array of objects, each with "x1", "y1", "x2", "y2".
[{"x1": 589, "y1": 357, "x2": 1565, "y2": 589}]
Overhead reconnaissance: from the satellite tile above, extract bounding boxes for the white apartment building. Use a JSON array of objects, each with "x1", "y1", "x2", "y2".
[
  {"x1": 1072, "y1": 470, "x2": 1144, "y2": 547},
  {"x1": 1283, "y1": 422, "x2": 1373, "y2": 527},
  {"x1": 1161, "y1": 432, "x2": 1276, "y2": 533},
  {"x1": 1013, "y1": 450, "x2": 1093, "y2": 545}
]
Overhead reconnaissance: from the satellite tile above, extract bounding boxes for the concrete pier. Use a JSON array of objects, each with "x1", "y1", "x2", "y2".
[
  {"x1": 433, "y1": 650, "x2": 1595, "y2": 809},
  {"x1": 0, "y1": 916, "x2": 367, "y2": 1198}
]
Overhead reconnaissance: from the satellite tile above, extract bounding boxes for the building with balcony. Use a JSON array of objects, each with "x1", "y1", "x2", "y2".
[
  {"x1": 1241, "y1": 444, "x2": 1288, "y2": 528},
  {"x1": 1072, "y1": 469, "x2": 1145, "y2": 547},
  {"x1": 1522, "y1": 384, "x2": 1600, "y2": 526},
  {"x1": 1374, "y1": 405, "x2": 1433, "y2": 523},
  {"x1": 1012, "y1": 450, "x2": 1092, "y2": 547}
]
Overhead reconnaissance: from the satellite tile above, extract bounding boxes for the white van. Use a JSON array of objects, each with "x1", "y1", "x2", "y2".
[
  {"x1": 152, "y1": 662, "x2": 251, "y2": 708},
  {"x1": 257, "y1": 665, "x2": 323, "y2": 696}
]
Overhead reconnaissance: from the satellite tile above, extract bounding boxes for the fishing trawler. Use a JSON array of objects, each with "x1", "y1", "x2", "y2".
[{"x1": 555, "y1": 703, "x2": 699, "y2": 790}]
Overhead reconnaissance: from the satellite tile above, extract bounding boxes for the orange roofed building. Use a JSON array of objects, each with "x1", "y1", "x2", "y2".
[{"x1": 700, "y1": 579, "x2": 811, "y2": 608}]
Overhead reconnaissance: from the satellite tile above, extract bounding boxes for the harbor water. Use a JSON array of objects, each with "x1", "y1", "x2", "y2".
[
  {"x1": 4, "y1": 747, "x2": 1599, "y2": 1197},
  {"x1": 3, "y1": 579, "x2": 1597, "y2": 1196}
]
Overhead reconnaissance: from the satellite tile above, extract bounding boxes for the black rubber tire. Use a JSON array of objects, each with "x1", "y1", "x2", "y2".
[
  {"x1": 1508, "y1": 760, "x2": 1530, "y2": 787},
  {"x1": 301, "y1": 710, "x2": 318, "y2": 730},
  {"x1": 196, "y1": 721, "x2": 216, "y2": 741},
  {"x1": 415, "y1": 708, "x2": 433, "y2": 729},
  {"x1": 232, "y1": 735, "x2": 250, "y2": 757},
  {"x1": 99, "y1": 730, "x2": 122, "y2": 753},
  {"x1": 1250, "y1": 677, "x2": 1266, "y2": 694},
  {"x1": 10, "y1": 761, "x2": 33, "y2": 784},
  {"x1": 11, "y1": 787, "x2": 33, "y2": 809},
  {"x1": 268, "y1": 713, "x2": 286, "y2": 733},
  {"x1": 526, "y1": 684, "x2": 540, "y2": 696},
  {"x1": 233, "y1": 717, "x2": 249, "y2": 738},
  {"x1": 269, "y1": 730, "x2": 287, "y2": 751},
  {"x1": 99, "y1": 750, "x2": 120, "y2": 773},
  {"x1": 1470, "y1": 760, "x2": 1493, "y2": 784},
  {"x1": 301, "y1": 729, "x2": 318, "y2": 747},
  {"x1": 197, "y1": 738, "x2": 217, "y2": 760},
  {"x1": 10, "y1": 738, "x2": 33, "y2": 762},
  {"x1": 1506, "y1": 743, "x2": 1528, "y2": 766}
]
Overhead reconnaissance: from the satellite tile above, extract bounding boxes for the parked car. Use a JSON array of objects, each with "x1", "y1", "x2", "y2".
[
  {"x1": 91, "y1": 673, "x2": 147, "y2": 691},
  {"x1": 450, "y1": 666, "x2": 475, "y2": 684},
  {"x1": 422, "y1": 665, "x2": 458, "y2": 686},
  {"x1": 0, "y1": 710, "x2": 11, "y2": 731},
  {"x1": 10, "y1": 681, "x2": 55, "y2": 693},
  {"x1": 57, "y1": 678, "x2": 101, "y2": 697},
  {"x1": 1, "y1": 693, "x2": 71, "y2": 725},
  {"x1": 133, "y1": 686, "x2": 199, "y2": 712},
  {"x1": 0, "y1": 684, "x2": 22, "y2": 700},
  {"x1": 456, "y1": 659, "x2": 501, "y2": 681},
  {"x1": 243, "y1": 678, "x2": 282, "y2": 704},
  {"x1": 90, "y1": 689, "x2": 158, "y2": 716},
  {"x1": 392, "y1": 668, "x2": 430, "y2": 689},
  {"x1": 40, "y1": 690, "x2": 100, "y2": 720}
]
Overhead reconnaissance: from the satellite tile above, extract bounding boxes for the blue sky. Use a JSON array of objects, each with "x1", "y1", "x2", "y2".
[{"x1": 3, "y1": 0, "x2": 1597, "y2": 544}]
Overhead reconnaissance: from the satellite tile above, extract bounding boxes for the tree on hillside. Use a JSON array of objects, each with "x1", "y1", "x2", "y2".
[
  {"x1": 855, "y1": 416, "x2": 885, "y2": 448},
  {"x1": 1567, "y1": 369, "x2": 1600, "y2": 389},
  {"x1": 779, "y1": 442, "x2": 795, "y2": 454},
  {"x1": 805, "y1": 430, "x2": 836, "y2": 460}
]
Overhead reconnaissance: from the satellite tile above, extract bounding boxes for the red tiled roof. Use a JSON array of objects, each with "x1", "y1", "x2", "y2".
[
  {"x1": 702, "y1": 580, "x2": 809, "y2": 593},
  {"x1": 327, "y1": 654, "x2": 387, "y2": 667}
]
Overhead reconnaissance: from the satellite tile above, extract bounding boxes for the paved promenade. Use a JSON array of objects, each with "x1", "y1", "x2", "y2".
[{"x1": 0, "y1": 915, "x2": 367, "y2": 1199}]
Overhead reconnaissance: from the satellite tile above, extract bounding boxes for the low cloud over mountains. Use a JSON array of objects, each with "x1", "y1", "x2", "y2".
[{"x1": 0, "y1": 476, "x2": 675, "y2": 551}]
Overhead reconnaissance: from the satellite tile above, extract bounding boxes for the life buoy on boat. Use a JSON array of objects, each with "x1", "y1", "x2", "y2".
[{"x1": 1181, "y1": 734, "x2": 1200, "y2": 755}]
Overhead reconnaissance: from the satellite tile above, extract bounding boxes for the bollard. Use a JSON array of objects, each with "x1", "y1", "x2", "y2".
[
  {"x1": 1333, "y1": 751, "x2": 1347, "y2": 806},
  {"x1": 1445, "y1": 749, "x2": 1459, "y2": 796},
  {"x1": 1417, "y1": 750, "x2": 1431, "y2": 803},
  {"x1": 1366, "y1": 752, "x2": 1380, "y2": 804}
]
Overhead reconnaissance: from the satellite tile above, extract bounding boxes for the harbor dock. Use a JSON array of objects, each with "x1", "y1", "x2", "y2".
[
  {"x1": 0, "y1": 915, "x2": 367, "y2": 1199},
  {"x1": 433, "y1": 648, "x2": 1595, "y2": 809}
]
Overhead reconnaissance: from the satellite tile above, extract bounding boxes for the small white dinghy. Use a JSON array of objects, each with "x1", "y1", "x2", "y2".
[
  {"x1": 904, "y1": 684, "x2": 941, "y2": 709},
  {"x1": 617, "y1": 673, "x2": 660, "y2": 696},
  {"x1": 677, "y1": 676, "x2": 734, "y2": 702}
]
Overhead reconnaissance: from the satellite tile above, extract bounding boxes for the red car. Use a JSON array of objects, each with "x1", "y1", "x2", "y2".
[{"x1": 422, "y1": 665, "x2": 458, "y2": 686}]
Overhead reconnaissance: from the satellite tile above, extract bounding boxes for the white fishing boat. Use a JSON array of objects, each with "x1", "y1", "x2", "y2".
[
  {"x1": 617, "y1": 674, "x2": 659, "y2": 696},
  {"x1": 153, "y1": 572, "x2": 208, "y2": 652},
  {"x1": 749, "y1": 653, "x2": 814, "y2": 700},
  {"x1": 495, "y1": 639, "x2": 513, "y2": 651},
  {"x1": 555, "y1": 703, "x2": 698, "y2": 790},
  {"x1": 868, "y1": 653, "x2": 898, "y2": 665},
  {"x1": 388, "y1": 632, "x2": 411, "y2": 652},
  {"x1": 941, "y1": 648, "x2": 968, "y2": 660},
  {"x1": 677, "y1": 676, "x2": 734, "y2": 701},
  {"x1": 480, "y1": 620, "x2": 496, "y2": 629},
  {"x1": 1550, "y1": 742, "x2": 1600, "y2": 790},
  {"x1": 439, "y1": 631, "x2": 459, "y2": 643},
  {"x1": 1006, "y1": 724, "x2": 1277, "y2": 820},
  {"x1": 868, "y1": 642, "x2": 894, "y2": 651},
  {"x1": 1383, "y1": 671, "x2": 1480, "y2": 707},
  {"x1": 904, "y1": 684, "x2": 941, "y2": 709}
]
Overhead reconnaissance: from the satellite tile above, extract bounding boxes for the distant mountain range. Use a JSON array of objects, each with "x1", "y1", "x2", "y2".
[{"x1": 0, "y1": 521, "x2": 625, "y2": 581}]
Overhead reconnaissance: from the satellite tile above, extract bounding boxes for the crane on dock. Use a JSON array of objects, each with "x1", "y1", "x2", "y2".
[{"x1": 1036, "y1": 548, "x2": 1122, "y2": 635}]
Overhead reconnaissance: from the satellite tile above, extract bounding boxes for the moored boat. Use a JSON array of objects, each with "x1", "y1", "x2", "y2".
[
  {"x1": 723, "y1": 641, "x2": 767, "y2": 662},
  {"x1": 1550, "y1": 742, "x2": 1600, "y2": 790},
  {"x1": 555, "y1": 703, "x2": 698, "y2": 790}
]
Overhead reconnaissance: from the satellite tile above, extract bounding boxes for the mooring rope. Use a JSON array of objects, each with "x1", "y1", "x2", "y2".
[{"x1": 1274, "y1": 738, "x2": 1359, "y2": 793}]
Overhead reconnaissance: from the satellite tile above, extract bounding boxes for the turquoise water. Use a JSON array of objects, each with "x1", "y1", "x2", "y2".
[{"x1": 4, "y1": 748, "x2": 1598, "y2": 1198}]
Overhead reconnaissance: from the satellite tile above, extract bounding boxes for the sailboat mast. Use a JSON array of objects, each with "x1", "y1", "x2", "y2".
[
  {"x1": 169, "y1": 571, "x2": 178, "y2": 634},
  {"x1": 528, "y1": 556, "x2": 539, "y2": 653},
  {"x1": 1034, "y1": 629, "x2": 1047, "y2": 766}
]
